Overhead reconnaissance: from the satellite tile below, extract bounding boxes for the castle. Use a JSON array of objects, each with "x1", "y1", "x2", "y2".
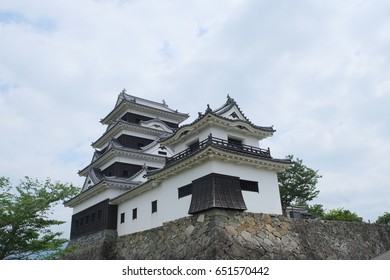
[{"x1": 64, "y1": 90, "x2": 292, "y2": 239}]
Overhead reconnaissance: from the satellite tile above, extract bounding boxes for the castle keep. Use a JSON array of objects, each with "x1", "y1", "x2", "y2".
[{"x1": 64, "y1": 90, "x2": 291, "y2": 239}]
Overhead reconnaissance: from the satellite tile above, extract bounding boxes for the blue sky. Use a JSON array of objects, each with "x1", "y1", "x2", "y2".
[{"x1": 1, "y1": 0, "x2": 390, "y2": 239}]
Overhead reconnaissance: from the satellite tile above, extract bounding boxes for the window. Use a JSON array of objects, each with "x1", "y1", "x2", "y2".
[
  {"x1": 151, "y1": 200, "x2": 158, "y2": 213},
  {"x1": 178, "y1": 184, "x2": 192, "y2": 198},
  {"x1": 97, "y1": 210, "x2": 102, "y2": 220},
  {"x1": 80, "y1": 217, "x2": 84, "y2": 226},
  {"x1": 75, "y1": 220, "x2": 79, "y2": 228},
  {"x1": 228, "y1": 136, "x2": 243, "y2": 147},
  {"x1": 132, "y1": 208, "x2": 137, "y2": 220},
  {"x1": 122, "y1": 170, "x2": 129, "y2": 177},
  {"x1": 240, "y1": 180, "x2": 259, "y2": 192},
  {"x1": 229, "y1": 112, "x2": 239, "y2": 119},
  {"x1": 188, "y1": 139, "x2": 199, "y2": 151},
  {"x1": 158, "y1": 151, "x2": 167, "y2": 155},
  {"x1": 120, "y1": 213, "x2": 125, "y2": 224},
  {"x1": 91, "y1": 212, "x2": 95, "y2": 222},
  {"x1": 85, "y1": 215, "x2": 89, "y2": 224}
]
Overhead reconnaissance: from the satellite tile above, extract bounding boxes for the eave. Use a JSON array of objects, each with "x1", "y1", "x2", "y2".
[
  {"x1": 64, "y1": 181, "x2": 133, "y2": 208},
  {"x1": 92, "y1": 120, "x2": 171, "y2": 149},
  {"x1": 110, "y1": 179, "x2": 161, "y2": 205},
  {"x1": 78, "y1": 146, "x2": 166, "y2": 177},
  {"x1": 147, "y1": 145, "x2": 292, "y2": 182}
]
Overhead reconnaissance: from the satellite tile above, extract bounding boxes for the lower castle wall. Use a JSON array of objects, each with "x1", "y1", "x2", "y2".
[{"x1": 66, "y1": 209, "x2": 390, "y2": 260}]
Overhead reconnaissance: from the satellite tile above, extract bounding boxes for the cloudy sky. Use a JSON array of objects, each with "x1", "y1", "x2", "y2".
[{"x1": 1, "y1": 0, "x2": 389, "y2": 238}]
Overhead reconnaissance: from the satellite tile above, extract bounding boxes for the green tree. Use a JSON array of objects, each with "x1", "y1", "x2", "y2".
[
  {"x1": 376, "y1": 212, "x2": 390, "y2": 225},
  {"x1": 278, "y1": 155, "x2": 321, "y2": 215},
  {"x1": 323, "y1": 208, "x2": 363, "y2": 222},
  {"x1": 0, "y1": 176, "x2": 78, "y2": 260},
  {"x1": 308, "y1": 204, "x2": 325, "y2": 219}
]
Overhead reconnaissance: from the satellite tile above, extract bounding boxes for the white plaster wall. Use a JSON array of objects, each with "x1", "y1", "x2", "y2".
[
  {"x1": 117, "y1": 187, "x2": 162, "y2": 236},
  {"x1": 205, "y1": 160, "x2": 282, "y2": 215},
  {"x1": 116, "y1": 159, "x2": 282, "y2": 236},
  {"x1": 117, "y1": 161, "x2": 214, "y2": 236},
  {"x1": 72, "y1": 188, "x2": 127, "y2": 215},
  {"x1": 158, "y1": 161, "x2": 215, "y2": 223}
]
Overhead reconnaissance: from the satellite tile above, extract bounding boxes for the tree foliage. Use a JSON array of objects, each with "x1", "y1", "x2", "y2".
[
  {"x1": 0, "y1": 176, "x2": 78, "y2": 260},
  {"x1": 307, "y1": 203, "x2": 325, "y2": 219},
  {"x1": 323, "y1": 208, "x2": 363, "y2": 222},
  {"x1": 278, "y1": 155, "x2": 321, "y2": 214},
  {"x1": 376, "y1": 212, "x2": 390, "y2": 225}
]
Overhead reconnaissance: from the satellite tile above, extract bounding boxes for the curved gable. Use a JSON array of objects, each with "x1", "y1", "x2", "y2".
[{"x1": 139, "y1": 118, "x2": 174, "y2": 133}]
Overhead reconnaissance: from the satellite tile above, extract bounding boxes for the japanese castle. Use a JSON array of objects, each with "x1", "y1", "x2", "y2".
[{"x1": 65, "y1": 90, "x2": 292, "y2": 239}]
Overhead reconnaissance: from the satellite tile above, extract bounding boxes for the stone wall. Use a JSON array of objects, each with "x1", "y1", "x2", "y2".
[{"x1": 65, "y1": 209, "x2": 390, "y2": 260}]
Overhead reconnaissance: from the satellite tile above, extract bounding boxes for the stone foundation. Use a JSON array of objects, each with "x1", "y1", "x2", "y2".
[{"x1": 65, "y1": 209, "x2": 390, "y2": 260}]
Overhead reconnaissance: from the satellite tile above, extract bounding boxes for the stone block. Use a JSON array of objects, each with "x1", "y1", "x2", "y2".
[
  {"x1": 225, "y1": 225, "x2": 238, "y2": 236},
  {"x1": 197, "y1": 214, "x2": 205, "y2": 223}
]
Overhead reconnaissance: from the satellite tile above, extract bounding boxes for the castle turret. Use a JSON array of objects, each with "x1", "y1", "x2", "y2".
[{"x1": 64, "y1": 90, "x2": 188, "y2": 239}]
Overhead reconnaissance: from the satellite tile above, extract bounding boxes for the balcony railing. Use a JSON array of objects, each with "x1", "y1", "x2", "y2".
[{"x1": 165, "y1": 134, "x2": 271, "y2": 166}]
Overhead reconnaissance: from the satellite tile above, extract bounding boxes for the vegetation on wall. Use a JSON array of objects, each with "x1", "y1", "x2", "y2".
[
  {"x1": 376, "y1": 212, "x2": 390, "y2": 225},
  {"x1": 323, "y1": 208, "x2": 363, "y2": 222}
]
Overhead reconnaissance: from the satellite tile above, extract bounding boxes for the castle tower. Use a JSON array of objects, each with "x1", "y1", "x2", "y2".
[
  {"x1": 64, "y1": 90, "x2": 188, "y2": 239},
  {"x1": 111, "y1": 95, "x2": 292, "y2": 235}
]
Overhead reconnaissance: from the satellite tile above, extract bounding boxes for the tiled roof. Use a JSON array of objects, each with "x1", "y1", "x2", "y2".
[
  {"x1": 101, "y1": 90, "x2": 189, "y2": 124},
  {"x1": 117, "y1": 89, "x2": 188, "y2": 116},
  {"x1": 79, "y1": 139, "x2": 165, "y2": 176}
]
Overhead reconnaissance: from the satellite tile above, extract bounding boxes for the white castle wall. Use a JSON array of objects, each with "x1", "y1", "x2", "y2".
[{"x1": 116, "y1": 159, "x2": 282, "y2": 236}]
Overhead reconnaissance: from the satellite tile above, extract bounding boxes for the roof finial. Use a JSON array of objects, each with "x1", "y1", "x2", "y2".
[
  {"x1": 206, "y1": 104, "x2": 212, "y2": 113},
  {"x1": 227, "y1": 94, "x2": 234, "y2": 104},
  {"x1": 120, "y1": 88, "x2": 127, "y2": 95},
  {"x1": 162, "y1": 99, "x2": 166, "y2": 106}
]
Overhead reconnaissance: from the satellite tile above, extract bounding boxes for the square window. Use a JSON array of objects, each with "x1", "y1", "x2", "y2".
[
  {"x1": 132, "y1": 208, "x2": 137, "y2": 220},
  {"x1": 178, "y1": 184, "x2": 192, "y2": 199},
  {"x1": 240, "y1": 180, "x2": 259, "y2": 192}
]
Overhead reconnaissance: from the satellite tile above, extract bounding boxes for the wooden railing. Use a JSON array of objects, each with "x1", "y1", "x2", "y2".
[{"x1": 165, "y1": 134, "x2": 271, "y2": 166}]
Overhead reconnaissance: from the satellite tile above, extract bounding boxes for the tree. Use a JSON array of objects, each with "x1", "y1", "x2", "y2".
[
  {"x1": 323, "y1": 208, "x2": 363, "y2": 222},
  {"x1": 278, "y1": 155, "x2": 321, "y2": 215},
  {"x1": 308, "y1": 203, "x2": 325, "y2": 219},
  {"x1": 0, "y1": 176, "x2": 78, "y2": 260},
  {"x1": 376, "y1": 212, "x2": 390, "y2": 225}
]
